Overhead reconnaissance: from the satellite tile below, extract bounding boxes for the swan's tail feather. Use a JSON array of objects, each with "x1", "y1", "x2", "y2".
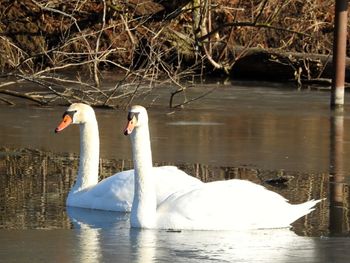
[{"x1": 290, "y1": 198, "x2": 324, "y2": 223}]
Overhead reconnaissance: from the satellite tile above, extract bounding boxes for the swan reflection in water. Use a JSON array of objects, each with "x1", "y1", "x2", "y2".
[{"x1": 67, "y1": 207, "x2": 317, "y2": 263}]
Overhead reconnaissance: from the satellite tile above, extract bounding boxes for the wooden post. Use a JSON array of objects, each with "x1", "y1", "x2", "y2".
[{"x1": 331, "y1": 0, "x2": 348, "y2": 108}]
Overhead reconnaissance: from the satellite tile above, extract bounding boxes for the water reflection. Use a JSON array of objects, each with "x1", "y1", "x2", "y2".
[
  {"x1": 67, "y1": 207, "x2": 129, "y2": 229},
  {"x1": 67, "y1": 207, "x2": 129, "y2": 263},
  {"x1": 0, "y1": 146, "x2": 334, "y2": 235},
  {"x1": 329, "y1": 109, "x2": 350, "y2": 235},
  {"x1": 0, "y1": 148, "x2": 70, "y2": 229},
  {"x1": 130, "y1": 229, "x2": 157, "y2": 263},
  {"x1": 68, "y1": 207, "x2": 318, "y2": 263},
  {"x1": 64, "y1": 208, "x2": 350, "y2": 262}
]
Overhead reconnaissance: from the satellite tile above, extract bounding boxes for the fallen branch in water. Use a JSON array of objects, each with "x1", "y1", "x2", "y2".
[
  {"x1": 0, "y1": 89, "x2": 46, "y2": 105},
  {"x1": 170, "y1": 87, "x2": 218, "y2": 109},
  {"x1": 0, "y1": 96, "x2": 15, "y2": 105}
]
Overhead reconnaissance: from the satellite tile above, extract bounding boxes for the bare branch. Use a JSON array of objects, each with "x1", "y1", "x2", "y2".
[
  {"x1": 198, "y1": 21, "x2": 311, "y2": 43},
  {"x1": 171, "y1": 87, "x2": 218, "y2": 109},
  {"x1": 0, "y1": 90, "x2": 46, "y2": 105},
  {"x1": 0, "y1": 96, "x2": 15, "y2": 105}
]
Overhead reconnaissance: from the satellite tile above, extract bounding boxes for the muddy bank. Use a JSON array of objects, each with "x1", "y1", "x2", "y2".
[
  {"x1": 0, "y1": 1, "x2": 338, "y2": 73},
  {"x1": 0, "y1": 0, "x2": 346, "y2": 107}
]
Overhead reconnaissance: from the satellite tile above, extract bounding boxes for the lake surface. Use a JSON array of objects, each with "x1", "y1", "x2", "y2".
[{"x1": 0, "y1": 82, "x2": 350, "y2": 262}]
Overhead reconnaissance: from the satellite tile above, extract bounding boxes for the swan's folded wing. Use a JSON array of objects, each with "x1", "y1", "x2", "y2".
[
  {"x1": 153, "y1": 166, "x2": 202, "y2": 204},
  {"x1": 156, "y1": 179, "x2": 292, "y2": 230},
  {"x1": 87, "y1": 169, "x2": 135, "y2": 211}
]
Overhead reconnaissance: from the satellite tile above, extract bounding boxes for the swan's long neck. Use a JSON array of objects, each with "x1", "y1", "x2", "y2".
[
  {"x1": 73, "y1": 119, "x2": 99, "y2": 192},
  {"x1": 130, "y1": 123, "x2": 157, "y2": 228}
]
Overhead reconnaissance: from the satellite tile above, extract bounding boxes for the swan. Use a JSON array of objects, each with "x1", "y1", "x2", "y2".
[
  {"x1": 54, "y1": 103, "x2": 202, "y2": 212},
  {"x1": 124, "y1": 105, "x2": 322, "y2": 230}
]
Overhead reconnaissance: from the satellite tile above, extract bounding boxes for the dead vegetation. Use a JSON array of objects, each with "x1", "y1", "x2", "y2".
[{"x1": 0, "y1": 0, "x2": 342, "y2": 107}]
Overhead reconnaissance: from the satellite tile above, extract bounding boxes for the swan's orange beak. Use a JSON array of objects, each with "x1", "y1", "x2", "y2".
[
  {"x1": 55, "y1": 115, "x2": 73, "y2": 133},
  {"x1": 124, "y1": 119, "x2": 135, "y2": 136}
]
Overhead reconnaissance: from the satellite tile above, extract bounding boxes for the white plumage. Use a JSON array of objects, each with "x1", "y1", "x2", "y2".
[{"x1": 55, "y1": 103, "x2": 202, "y2": 212}]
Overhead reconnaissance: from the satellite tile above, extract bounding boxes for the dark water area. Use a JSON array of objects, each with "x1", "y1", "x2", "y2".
[{"x1": 0, "y1": 82, "x2": 350, "y2": 262}]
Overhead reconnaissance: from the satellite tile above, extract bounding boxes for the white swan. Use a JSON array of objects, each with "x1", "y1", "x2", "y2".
[
  {"x1": 54, "y1": 103, "x2": 202, "y2": 212},
  {"x1": 124, "y1": 105, "x2": 322, "y2": 230}
]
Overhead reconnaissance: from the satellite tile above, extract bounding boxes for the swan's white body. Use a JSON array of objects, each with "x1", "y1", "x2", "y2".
[
  {"x1": 55, "y1": 103, "x2": 202, "y2": 212},
  {"x1": 125, "y1": 105, "x2": 322, "y2": 230}
]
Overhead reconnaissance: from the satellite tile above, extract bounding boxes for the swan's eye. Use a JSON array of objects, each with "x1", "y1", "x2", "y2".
[
  {"x1": 127, "y1": 112, "x2": 139, "y2": 121},
  {"x1": 63, "y1": 110, "x2": 77, "y2": 119}
]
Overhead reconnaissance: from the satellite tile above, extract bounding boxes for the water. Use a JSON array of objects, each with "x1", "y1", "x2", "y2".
[{"x1": 0, "y1": 82, "x2": 350, "y2": 262}]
